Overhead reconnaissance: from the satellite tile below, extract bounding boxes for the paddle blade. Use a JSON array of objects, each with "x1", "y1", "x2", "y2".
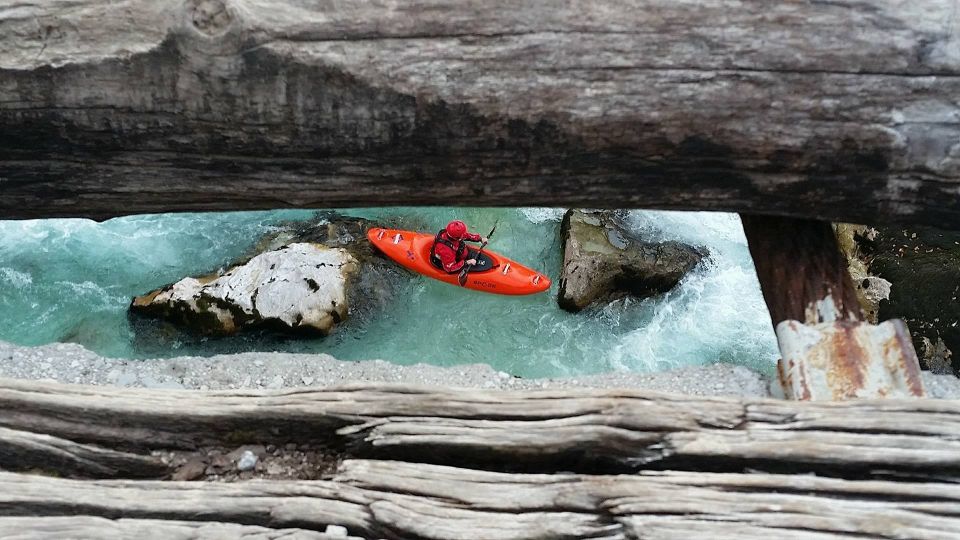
[{"x1": 457, "y1": 267, "x2": 468, "y2": 286}]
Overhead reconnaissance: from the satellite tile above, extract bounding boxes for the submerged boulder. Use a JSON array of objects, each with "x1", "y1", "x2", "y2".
[
  {"x1": 131, "y1": 243, "x2": 358, "y2": 335},
  {"x1": 558, "y1": 209, "x2": 704, "y2": 312}
]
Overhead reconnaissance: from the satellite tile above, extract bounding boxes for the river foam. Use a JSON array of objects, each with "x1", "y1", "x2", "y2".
[{"x1": 0, "y1": 208, "x2": 778, "y2": 377}]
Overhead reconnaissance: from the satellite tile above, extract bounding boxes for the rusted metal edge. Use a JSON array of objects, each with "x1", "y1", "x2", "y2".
[{"x1": 776, "y1": 318, "x2": 926, "y2": 400}]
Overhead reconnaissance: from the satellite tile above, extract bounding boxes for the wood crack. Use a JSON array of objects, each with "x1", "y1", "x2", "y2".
[{"x1": 0, "y1": 379, "x2": 959, "y2": 537}]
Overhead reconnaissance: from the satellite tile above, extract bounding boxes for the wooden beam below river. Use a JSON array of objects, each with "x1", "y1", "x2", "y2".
[
  {"x1": 0, "y1": 378, "x2": 957, "y2": 479},
  {"x1": 0, "y1": 378, "x2": 959, "y2": 538}
]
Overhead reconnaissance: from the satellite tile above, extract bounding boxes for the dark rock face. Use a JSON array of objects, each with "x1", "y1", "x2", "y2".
[
  {"x1": 558, "y1": 210, "x2": 705, "y2": 312},
  {"x1": 840, "y1": 224, "x2": 960, "y2": 375}
]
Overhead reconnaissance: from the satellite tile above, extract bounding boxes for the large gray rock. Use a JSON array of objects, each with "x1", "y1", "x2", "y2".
[
  {"x1": 260, "y1": 212, "x2": 416, "y2": 319},
  {"x1": 558, "y1": 210, "x2": 704, "y2": 312},
  {"x1": 129, "y1": 212, "x2": 410, "y2": 344},
  {"x1": 131, "y1": 243, "x2": 358, "y2": 335}
]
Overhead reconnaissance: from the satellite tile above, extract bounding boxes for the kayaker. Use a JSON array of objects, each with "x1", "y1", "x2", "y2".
[{"x1": 430, "y1": 220, "x2": 489, "y2": 273}]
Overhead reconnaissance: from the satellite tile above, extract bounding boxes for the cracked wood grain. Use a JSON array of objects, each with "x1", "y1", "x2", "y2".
[
  {"x1": 1, "y1": 378, "x2": 958, "y2": 479},
  {"x1": 0, "y1": 426, "x2": 167, "y2": 478},
  {"x1": 0, "y1": 517, "x2": 357, "y2": 540},
  {"x1": 1, "y1": 461, "x2": 959, "y2": 539},
  {"x1": 1, "y1": 0, "x2": 958, "y2": 223}
]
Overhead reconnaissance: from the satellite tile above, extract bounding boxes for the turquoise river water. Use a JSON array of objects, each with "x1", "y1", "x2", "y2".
[{"x1": 0, "y1": 208, "x2": 778, "y2": 378}]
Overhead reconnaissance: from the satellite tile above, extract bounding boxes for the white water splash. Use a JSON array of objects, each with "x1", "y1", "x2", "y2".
[
  {"x1": 519, "y1": 207, "x2": 566, "y2": 224},
  {"x1": 54, "y1": 280, "x2": 128, "y2": 310},
  {"x1": 0, "y1": 207, "x2": 778, "y2": 377},
  {"x1": 0, "y1": 268, "x2": 33, "y2": 288},
  {"x1": 604, "y1": 210, "x2": 778, "y2": 374}
]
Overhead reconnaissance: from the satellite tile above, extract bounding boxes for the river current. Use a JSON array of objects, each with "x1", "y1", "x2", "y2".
[{"x1": 0, "y1": 208, "x2": 778, "y2": 378}]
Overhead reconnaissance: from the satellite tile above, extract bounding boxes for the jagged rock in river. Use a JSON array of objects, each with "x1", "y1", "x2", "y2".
[
  {"x1": 263, "y1": 212, "x2": 414, "y2": 320},
  {"x1": 130, "y1": 212, "x2": 408, "y2": 341},
  {"x1": 131, "y1": 243, "x2": 358, "y2": 335},
  {"x1": 836, "y1": 223, "x2": 960, "y2": 375},
  {"x1": 558, "y1": 209, "x2": 704, "y2": 312}
]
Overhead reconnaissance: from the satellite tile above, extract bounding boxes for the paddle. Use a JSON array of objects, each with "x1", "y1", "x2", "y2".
[{"x1": 458, "y1": 221, "x2": 498, "y2": 286}]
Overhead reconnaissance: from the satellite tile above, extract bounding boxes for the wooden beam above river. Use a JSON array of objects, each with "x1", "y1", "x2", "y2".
[{"x1": 1, "y1": 0, "x2": 958, "y2": 223}]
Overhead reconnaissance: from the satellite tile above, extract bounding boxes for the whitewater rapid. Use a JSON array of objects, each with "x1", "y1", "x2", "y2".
[{"x1": 0, "y1": 208, "x2": 779, "y2": 377}]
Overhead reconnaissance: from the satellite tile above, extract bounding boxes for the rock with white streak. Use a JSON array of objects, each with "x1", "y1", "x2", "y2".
[{"x1": 131, "y1": 243, "x2": 358, "y2": 336}]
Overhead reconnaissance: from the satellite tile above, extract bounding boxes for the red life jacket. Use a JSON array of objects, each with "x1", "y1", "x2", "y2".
[{"x1": 430, "y1": 230, "x2": 467, "y2": 271}]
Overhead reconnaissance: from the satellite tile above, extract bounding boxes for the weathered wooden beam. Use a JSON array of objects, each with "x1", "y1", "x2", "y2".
[
  {"x1": 1, "y1": 379, "x2": 959, "y2": 479},
  {"x1": 740, "y1": 216, "x2": 862, "y2": 324},
  {"x1": 0, "y1": 517, "x2": 358, "y2": 540},
  {"x1": 0, "y1": 426, "x2": 166, "y2": 478},
  {"x1": 2, "y1": 461, "x2": 959, "y2": 539},
  {"x1": 1, "y1": 0, "x2": 959, "y2": 223},
  {"x1": 741, "y1": 215, "x2": 926, "y2": 400}
]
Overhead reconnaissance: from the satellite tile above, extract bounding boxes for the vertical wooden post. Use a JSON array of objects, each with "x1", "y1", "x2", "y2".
[
  {"x1": 740, "y1": 215, "x2": 925, "y2": 400},
  {"x1": 740, "y1": 215, "x2": 862, "y2": 324}
]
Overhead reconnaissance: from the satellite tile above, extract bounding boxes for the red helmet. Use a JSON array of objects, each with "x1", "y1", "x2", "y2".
[{"x1": 445, "y1": 220, "x2": 467, "y2": 240}]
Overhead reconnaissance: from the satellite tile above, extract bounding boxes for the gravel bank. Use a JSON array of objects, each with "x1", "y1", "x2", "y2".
[
  {"x1": 1, "y1": 341, "x2": 774, "y2": 397},
  {"x1": 2, "y1": 340, "x2": 958, "y2": 398}
]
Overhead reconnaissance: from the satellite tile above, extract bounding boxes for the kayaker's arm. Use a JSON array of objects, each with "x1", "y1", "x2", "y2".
[
  {"x1": 435, "y1": 243, "x2": 467, "y2": 273},
  {"x1": 464, "y1": 232, "x2": 483, "y2": 243}
]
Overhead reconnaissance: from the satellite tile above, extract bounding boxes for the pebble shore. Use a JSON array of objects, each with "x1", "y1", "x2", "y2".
[{"x1": 3, "y1": 340, "x2": 958, "y2": 398}]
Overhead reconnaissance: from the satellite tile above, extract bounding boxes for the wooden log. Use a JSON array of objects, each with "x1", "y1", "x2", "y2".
[
  {"x1": 0, "y1": 473, "x2": 376, "y2": 536},
  {"x1": 2, "y1": 461, "x2": 959, "y2": 539},
  {"x1": 2, "y1": 0, "x2": 959, "y2": 224},
  {"x1": 1, "y1": 378, "x2": 959, "y2": 479},
  {"x1": 0, "y1": 517, "x2": 357, "y2": 540},
  {"x1": 740, "y1": 216, "x2": 862, "y2": 325},
  {"x1": 0, "y1": 426, "x2": 167, "y2": 478}
]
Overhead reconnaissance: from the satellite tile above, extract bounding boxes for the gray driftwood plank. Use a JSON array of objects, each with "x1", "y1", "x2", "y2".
[
  {"x1": 0, "y1": 378, "x2": 959, "y2": 479},
  {"x1": 0, "y1": 426, "x2": 166, "y2": 478},
  {"x1": 1, "y1": 461, "x2": 958, "y2": 539},
  {"x1": 2, "y1": 0, "x2": 959, "y2": 224},
  {"x1": 0, "y1": 516, "x2": 355, "y2": 540}
]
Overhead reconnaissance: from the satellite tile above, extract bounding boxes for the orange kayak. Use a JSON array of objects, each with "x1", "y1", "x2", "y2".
[{"x1": 367, "y1": 228, "x2": 551, "y2": 295}]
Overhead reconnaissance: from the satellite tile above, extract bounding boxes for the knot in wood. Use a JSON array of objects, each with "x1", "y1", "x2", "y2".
[{"x1": 187, "y1": 0, "x2": 234, "y2": 37}]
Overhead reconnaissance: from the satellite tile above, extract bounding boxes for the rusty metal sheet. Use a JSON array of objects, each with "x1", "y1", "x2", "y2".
[{"x1": 776, "y1": 318, "x2": 926, "y2": 400}]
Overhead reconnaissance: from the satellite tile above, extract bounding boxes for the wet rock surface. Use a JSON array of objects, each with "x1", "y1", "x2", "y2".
[
  {"x1": 129, "y1": 212, "x2": 409, "y2": 339},
  {"x1": 131, "y1": 243, "x2": 358, "y2": 335},
  {"x1": 558, "y1": 209, "x2": 705, "y2": 312},
  {"x1": 277, "y1": 212, "x2": 414, "y2": 320},
  {"x1": 837, "y1": 224, "x2": 960, "y2": 375}
]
